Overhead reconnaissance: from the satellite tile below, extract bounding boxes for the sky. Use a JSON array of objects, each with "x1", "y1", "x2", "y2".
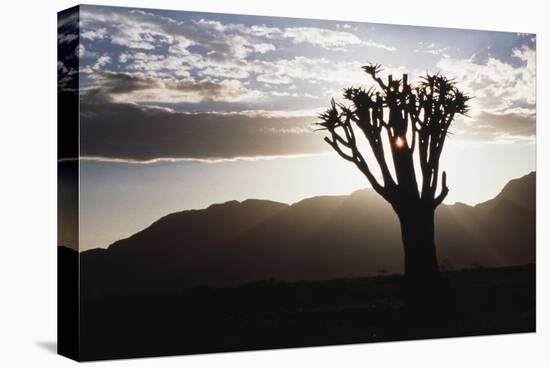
[{"x1": 58, "y1": 5, "x2": 536, "y2": 251}]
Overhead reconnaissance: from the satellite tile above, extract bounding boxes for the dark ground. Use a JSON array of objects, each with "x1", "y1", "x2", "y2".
[{"x1": 78, "y1": 264, "x2": 535, "y2": 361}]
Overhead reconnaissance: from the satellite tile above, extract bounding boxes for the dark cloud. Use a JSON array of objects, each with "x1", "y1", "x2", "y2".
[
  {"x1": 80, "y1": 94, "x2": 327, "y2": 162},
  {"x1": 88, "y1": 70, "x2": 262, "y2": 103},
  {"x1": 453, "y1": 111, "x2": 535, "y2": 142},
  {"x1": 476, "y1": 111, "x2": 536, "y2": 136},
  {"x1": 91, "y1": 71, "x2": 152, "y2": 94},
  {"x1": 79, "y1": 89, "x2": 535, "y2": 163}
]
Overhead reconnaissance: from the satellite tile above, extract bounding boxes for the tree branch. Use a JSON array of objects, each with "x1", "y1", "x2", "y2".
[
  {"x1": 362, "y1": 64, "x2": 387, "y2": 92},
  {"x1": 434, "y1": 171, "x2": 448, "y2": 207},
  {"x1": 324, "y1": 136, "x2": 354, "y2": 162},
  {"x1": 324, "y1": 132, "x2": 388, "y2": 200}
]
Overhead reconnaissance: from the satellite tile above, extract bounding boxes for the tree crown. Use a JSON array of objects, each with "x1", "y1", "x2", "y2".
[{"x1": 317, "y1": 64, "x2": 470, "y2": 209}]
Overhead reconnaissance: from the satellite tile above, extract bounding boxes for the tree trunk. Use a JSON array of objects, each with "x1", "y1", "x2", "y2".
[
  {"x1": 396, "y1": 205, "x2": 452, "y2": 329},
  {"x1": 397, "y1": 206, "x2": 439, "y2": 280}
]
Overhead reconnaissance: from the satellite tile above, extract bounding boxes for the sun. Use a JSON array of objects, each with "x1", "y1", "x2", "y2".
[{"x1": 395, "y1": 136, "x2": 405, "y2": 148}]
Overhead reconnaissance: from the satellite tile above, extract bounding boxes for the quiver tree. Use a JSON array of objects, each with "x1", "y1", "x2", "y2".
[{"x1": 317, "y1": 64, "x2": 470, "y2": 285}]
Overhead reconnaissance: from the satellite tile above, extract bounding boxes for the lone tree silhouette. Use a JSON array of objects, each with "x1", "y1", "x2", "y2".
[{"x1": 317, "y1": 64, "x2": 470, "y2": 287}]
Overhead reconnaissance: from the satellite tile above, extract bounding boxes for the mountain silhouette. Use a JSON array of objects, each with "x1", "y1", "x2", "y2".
[{"x1": 80, "y1": 172, "x2": 535, "y2": 296}]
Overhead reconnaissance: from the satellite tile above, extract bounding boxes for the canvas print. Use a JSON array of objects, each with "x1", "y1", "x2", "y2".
[{"x1": 58, "y1": 5, "x2": 536, "y2": 361}]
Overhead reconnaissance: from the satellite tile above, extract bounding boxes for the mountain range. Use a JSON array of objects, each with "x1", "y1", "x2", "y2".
[{"x1": 79, "y1": 171, "x2": 535, "y2": 296}]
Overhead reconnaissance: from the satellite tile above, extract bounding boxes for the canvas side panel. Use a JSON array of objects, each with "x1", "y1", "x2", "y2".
[{"x1": 57, "y1": 5, "x2": 80, "y2": 362}]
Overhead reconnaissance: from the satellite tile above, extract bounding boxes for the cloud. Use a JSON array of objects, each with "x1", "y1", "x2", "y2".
[
  {"x1": 75, "y1": 44, "x2": 86, "y2": 58},
  {"x1": 245, "y1": 25, "x2": 394, "y2": 51},
  {"x1": 453, "y1": 110, "x2": 535, "y2": 143},
  {"x1": 79, "y1": 7, "x2": 276, "y2": 62},
  {"x1": 115, "y1": 51, "x2": 195, "y2": 78},
  {"x1": 87, "y1": 70, "x2": 264, "y2": 104},
  {"x1": 94, "y1": 50, "x2": 385, "y2": 89},
  {"x1": 414, "y1": 43, "x2": 449, "y2": 57},
  {"x1": 477, "y1": 111, "x2": 535, "y2": 136},
  {"x1": 119, "y1": 53, "x2": 131, "y2": 63},
  {"x1": 281, "y1": 27, "x2": 362, "y2": 50},
  {"x1": 253, "y1": 43, "x2": 276, "y2": 53},
  {"x1": 363, "y1": 40, "x2": 396, "y2": 51},
  {"x1": 435, "y1": 45, "x2": 536, "y2": 113},
  {"x1": 81, "y1": 27, "x2": 107, "y2": 40},
  {"x1": 58, "y1": 7, "x2": 80, "y2": 91},
  {"x1": 252, "y1": 57, "x2": 406, "y2": 86},
  {"x1": 58, "y1": 32, "x2": 78, "y2": 44},
  {"x1": 336, "y1": 23, "x2": 356, "y2": 30},
  {"x1": 78, "y1": 5, "x2": 398, "y2": 93},
  {"x1": 281, "y1": 26, "x2": 396, "y2": 51},
  {"x1": 79, "y1": 95, "x2": 327, "y2": 162},
  {"x1": 79, "y1": 5, "x2": 392, "y2": 67},
  {"x1": 240, "y1": 24, "x2": 282, "y2": 38},
  {"x1": 430, "y1": 45, "x2": 536, "y2": 143},
  {"x1": 80, "y1": 8, "x2": 175, "y2": 50},
  {"x1": 253, "y1": 57, "x2": 363, "y2": 85},
  {"x1": 74, "y1": 5, "x2": 534, "y2": 147},
  {"x1": 93, "y1": 54, "x2": 111, "y2": 70},
  {"x1": 116, "y1": 48, "x2": 252, "y2": 80}
]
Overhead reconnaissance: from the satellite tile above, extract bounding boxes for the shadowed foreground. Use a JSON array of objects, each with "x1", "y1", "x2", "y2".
[
  {"x1": 67, "y1": 173, "x2": 535, "y2": 361},
  {"x1": 78, "y1": 264, "x2": 535, "y2": 361}
]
